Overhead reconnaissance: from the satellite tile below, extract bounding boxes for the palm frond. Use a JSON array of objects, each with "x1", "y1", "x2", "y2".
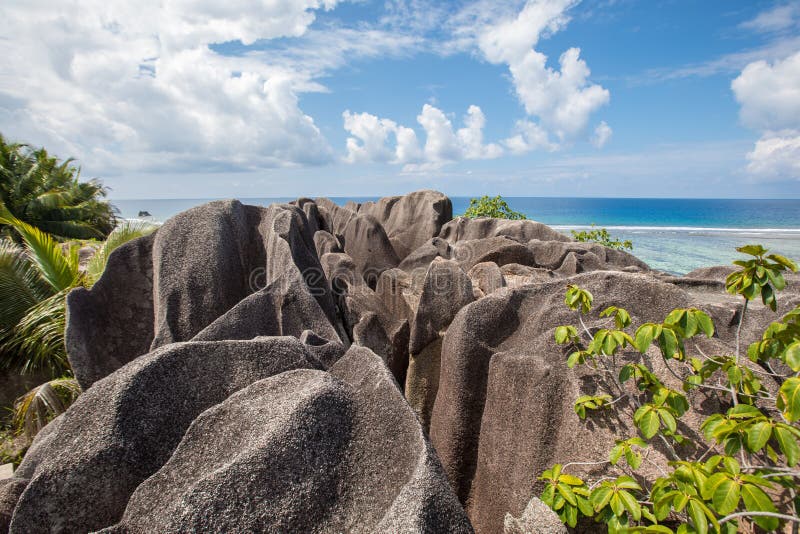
[
  {"x1": 12, "y1": 377, "x2": 81, "y2": 439},
  {"x1": 86, "y1": 220, "x2": 157, "y2": 285},
  {"x1": 1, "y1": 290, "x2": 70, "y2": 375},
  {"x1": 0, "y1": 203, "x2": 80, "y2": 291},
  {"x1": 0, "y1": 239, "x2": 53, "y2": 334}
]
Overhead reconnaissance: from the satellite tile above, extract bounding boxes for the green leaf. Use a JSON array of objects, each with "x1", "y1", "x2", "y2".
[
  {"x1": 619, "y1": 490, "x2": 642, "y2": 521},
  {"x1": 591, "y1": 486, "x2": 613, "y2": 511},
  {"x1": 711, "y1": 479, "x2": 740, "y2": 515},
  {"x1": 609, "y1": 493, "x2": 624, "y2": 517},
  {"x1": 777, "y1": 377, "x2": 800, "y2": 422},
  {"x1": 560, "y1": 474, "x2": 585, "y2": 486},
  {"x1": 767, "y1": 253, "x2": 798, "y2": 272},
  {"x1": 737, "y1": 244, "x2": 767, "y2": 257},
  {"x1": 745, "y1": 421, "x2": 771, "y2": 452},
  {"x1": 695, "y1": 311, "x2": 714, "y2": 338},
  {"x1": 775, "y1": 425, "x2": 800, "y2": 466},
  {"x1": 634, "y1": 324, "x2": 657, "y2": 353},
  {"x1": 557, "y1": 483, "x2": 577, "y2": 506},
  {"x1": 740, "y1": 484, "x2": 778, "y2": 531},
  {"x1": 554, "y1": 325, "x2": 574, "y2": 344},
  {"x1": 687, "y1": 500, "x2": 708, "y2": 534},
  {"x1": 635, "y1": 406, "x2": 660, "y2": 439},
  {"x1": 784, "y1": 341, "x2": 800, "y2": 372}
]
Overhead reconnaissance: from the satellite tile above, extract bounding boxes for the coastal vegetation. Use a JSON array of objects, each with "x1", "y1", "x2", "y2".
[
  {"x1": 462, "y1": 195, "x2": 527, "y2": 220},
  {"x1": 572, "y1": 223, "x2": 633, "y2": 251},
  {"x1": 0, "y1": 203, "x2": 155, "y2": 463},
  {"x1": 547, "y1": 245, "x2": 800, "y2": 533},
  {"x1": 0, "y1": 134, "x2": 116, "y2": 241}
]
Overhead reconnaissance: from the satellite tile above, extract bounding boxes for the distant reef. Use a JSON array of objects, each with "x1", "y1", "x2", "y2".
[{"x1": 2, "y1": 190, "x2": 797, "y2": 533}]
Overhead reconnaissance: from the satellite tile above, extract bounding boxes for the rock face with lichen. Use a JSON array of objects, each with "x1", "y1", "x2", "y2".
[{"x1": 4, "y1": 190, "x2": 795, "y2": 534}]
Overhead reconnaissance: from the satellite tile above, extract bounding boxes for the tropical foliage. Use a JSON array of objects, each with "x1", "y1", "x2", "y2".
[
  {"x1": 463, "y1": 195, "x2": 527, "y2": 220},
  {"x1": 0, "y1": 133, "x2": 116, "y2": 240},
  {"x1": 0, "y1": 204, "x2": 156, "y2": 439},
  {"x1": 544, "y1": 245, "x2": 800, "y2": 533},
  {"x1": 571, "y1": 223, "x2": 633, "y2": 251}
]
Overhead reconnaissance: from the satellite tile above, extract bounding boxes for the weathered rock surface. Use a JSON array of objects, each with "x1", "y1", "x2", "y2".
[
  {"x1": 503, "y1": 496, "x2": 567, "y2": 534},
  {"x1": 11, "y1": 338, "x2": 323, "y2": 533},
  {"x1": 358, "y1": 190, "x2": 452, "y2": 259},
  {"x1": 15, "y1": 190, "x2": 793, "y2": 534},
  {"x1": 0, "y1": 479, "x2": 27, "y2": 533}
]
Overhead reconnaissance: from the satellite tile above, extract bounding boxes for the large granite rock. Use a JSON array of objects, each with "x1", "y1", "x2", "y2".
[
  {"x1": 11, "y1": 337, "x2": 322, "y2": 533},
  {"x1": 439, "y1": 217, "x2": 570, "y2": 244},
  {"x1": 66, "y1": 201, "x2": 338, "y2": 389},
  {"x1": 98, "y1": 347, "x2": 471, "y2": 533},
  {"x1": 65, "y1": 232, "x2": 156, "y2": 389},
  {"x1": 358, "y1": 190, "x2": 453, "y2": 260}
]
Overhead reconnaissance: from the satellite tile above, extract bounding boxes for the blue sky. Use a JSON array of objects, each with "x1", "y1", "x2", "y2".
[{"x1": 1, "y1": 0, "x2": 799, "y2": 198}]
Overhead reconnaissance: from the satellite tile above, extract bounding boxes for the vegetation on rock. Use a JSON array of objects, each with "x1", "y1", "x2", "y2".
[
  {"x1": 544, "y1": 245, "x2": 800, "y2": 533},
  {"x1": 462, "y1": 195, "x2": 527, "y2": 220},
  {"x1": 0, "y1": 133, "x2": 116, "y2": 240},
  {"x1": 571, "y1": 223, "x2": 633, "y2": 251}
]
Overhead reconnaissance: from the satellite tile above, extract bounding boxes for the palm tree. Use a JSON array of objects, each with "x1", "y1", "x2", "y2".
[
  {"x1": 0, "y1": 133, "x2": 116, "y2": 241},
  {"x1": 0, "y1": 204, "x2": 156, "y2": 438}
]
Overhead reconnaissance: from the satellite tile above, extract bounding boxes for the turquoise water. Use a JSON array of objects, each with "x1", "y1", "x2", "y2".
[{"x1": 112, "y1": 197, "x2": 800, "y2": 275}]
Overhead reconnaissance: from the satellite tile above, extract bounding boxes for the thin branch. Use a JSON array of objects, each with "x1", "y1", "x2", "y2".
[{"x1": 718, "y1": 510, "x2": 800, "y2": 525}]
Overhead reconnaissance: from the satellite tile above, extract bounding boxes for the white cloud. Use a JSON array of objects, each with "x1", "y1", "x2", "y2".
[
  {"x1": 746, "y1": 132, "x2": 800, "y2": 179},
  {"x1": 591, "y1": 121, "x2": 612, "y2": 148},
  {"x1": 740, "y1": 2, "x2": 800, "y2": 34},
  {"x1": 732, "y1": 51, "x2": 800, "y2": 180},
  {"x1": 0, "y1": 0, "x2": 340, "y2": 174},
  {"x1": 342, "y1": 103, "x2": 502, "y2": 170},
  {"x1": 342, "y1": 111, "x2": 423, "y2": 164},
  {"x1": 732, "y1": 51, "x2": 800, "y2": 131},
  {"x1": 476, "y1": 0, "x2": 610, "y2": 141},
  {"x1": 503, "y1": 120, "x2": 557, "y2": 154}
]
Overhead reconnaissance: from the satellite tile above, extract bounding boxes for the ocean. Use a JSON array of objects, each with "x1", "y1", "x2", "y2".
[{"x1": 112, "y1": 197, "x2": 800, "y2": 275}]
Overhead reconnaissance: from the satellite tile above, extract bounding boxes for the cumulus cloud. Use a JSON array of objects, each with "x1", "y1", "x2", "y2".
[
  {"x1": 746, "y1": 132, "x2": 800, "y2": 179},
  {"x1": 476, "y1": 0, "x2": 610, "y2": 142},
  {"x1": 591, "y1": 121, "x2": 613, "y2": 148},
  {"x1": 503, "y1": 120, "x2": 557, "y2": 154},
  {"x1": 343, "y1": 104, "x2": 502, "y2": 170},
  {"x1": 732, "y1": 51, "x2": 800, "y2": 180},
  {"x1": 0, "y1": 0, "x2": 340, "y2": 174}
]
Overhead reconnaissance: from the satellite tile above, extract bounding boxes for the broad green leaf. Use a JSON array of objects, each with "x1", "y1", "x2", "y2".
[
  {"x1": 737, "y1": 244, "x2": 767, "y2": 257},
  {"x1": 767, "y1": 253, "x2": 798, "y2": 271},
  {"x1": 557, "y1": 483, "x2": 577, "y2": 506},
  {"x1": 687, "y1": 500, "x2": 708, "y2": 534},
  {"x1": 740, "y1": 484, "x2": 778, "y2": 531},
  {"x1": 636, "y1": 407, "x2": 660, "y2": 439},
  {"x1": 695, "y1": 311, "x2": 714, "y2": 337},
  {"x1": 784, "y1": 341, "x2": 800, "y2": 372},
  {"x1": 634, "y1": 324, "x2": 657, "y2": 353},
  {"x1": 609, "y1": 493, "x2": 624, "y2": 517},
  {"x1": 711, "y1": 479, "x2": 740, "y2": 515},
  {"x1": 560, "y1": 474, "x2": 585, "y2": 486},
  {"x1": 777, "y1": 377, "x2": 800, "y2": 422},
  {"x1": 774, "y1": 426, "x2": 800, "y2": 466},
  {"x1": 619, "y1": 490, "x2": 641, "y2": 521},
  {"x1": 745, "y1": 421, "x2": 771, "y2": 452},
  {"x1": 591, "y1": 486, "x2": 613, "y2": 511}
]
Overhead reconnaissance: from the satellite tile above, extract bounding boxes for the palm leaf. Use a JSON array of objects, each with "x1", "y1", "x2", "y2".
[
  {"x1": 0, "y1": 239, "x2": 53, "y2": 334},
  {"x1": 12, "y1": 377, "x2": 81, "y2": 439},
  {"x1": 1, "y1": 290, "x2": 70, "y2": 375},
  {"x1": 86, "y1": 220, "x2": 157, "y2": 285},
  {"x1": 0, "y1": 202, "x2": 80, "y2": 291}
]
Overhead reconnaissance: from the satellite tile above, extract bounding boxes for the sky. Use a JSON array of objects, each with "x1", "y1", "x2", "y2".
[{"x1": 0, "y1": 0, "x2": 799, "y2": 199}]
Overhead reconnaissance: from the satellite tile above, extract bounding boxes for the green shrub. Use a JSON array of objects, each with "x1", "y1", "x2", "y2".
[
  {"x1": 571, "y1": 224, "x2": 632, "y2": 251},
  {"x1": 544, "y1": 245, "x2": 800, "y2": 533},
  {"x1": 462, "y1": 195, "x2": 526, "y2": 220}
]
